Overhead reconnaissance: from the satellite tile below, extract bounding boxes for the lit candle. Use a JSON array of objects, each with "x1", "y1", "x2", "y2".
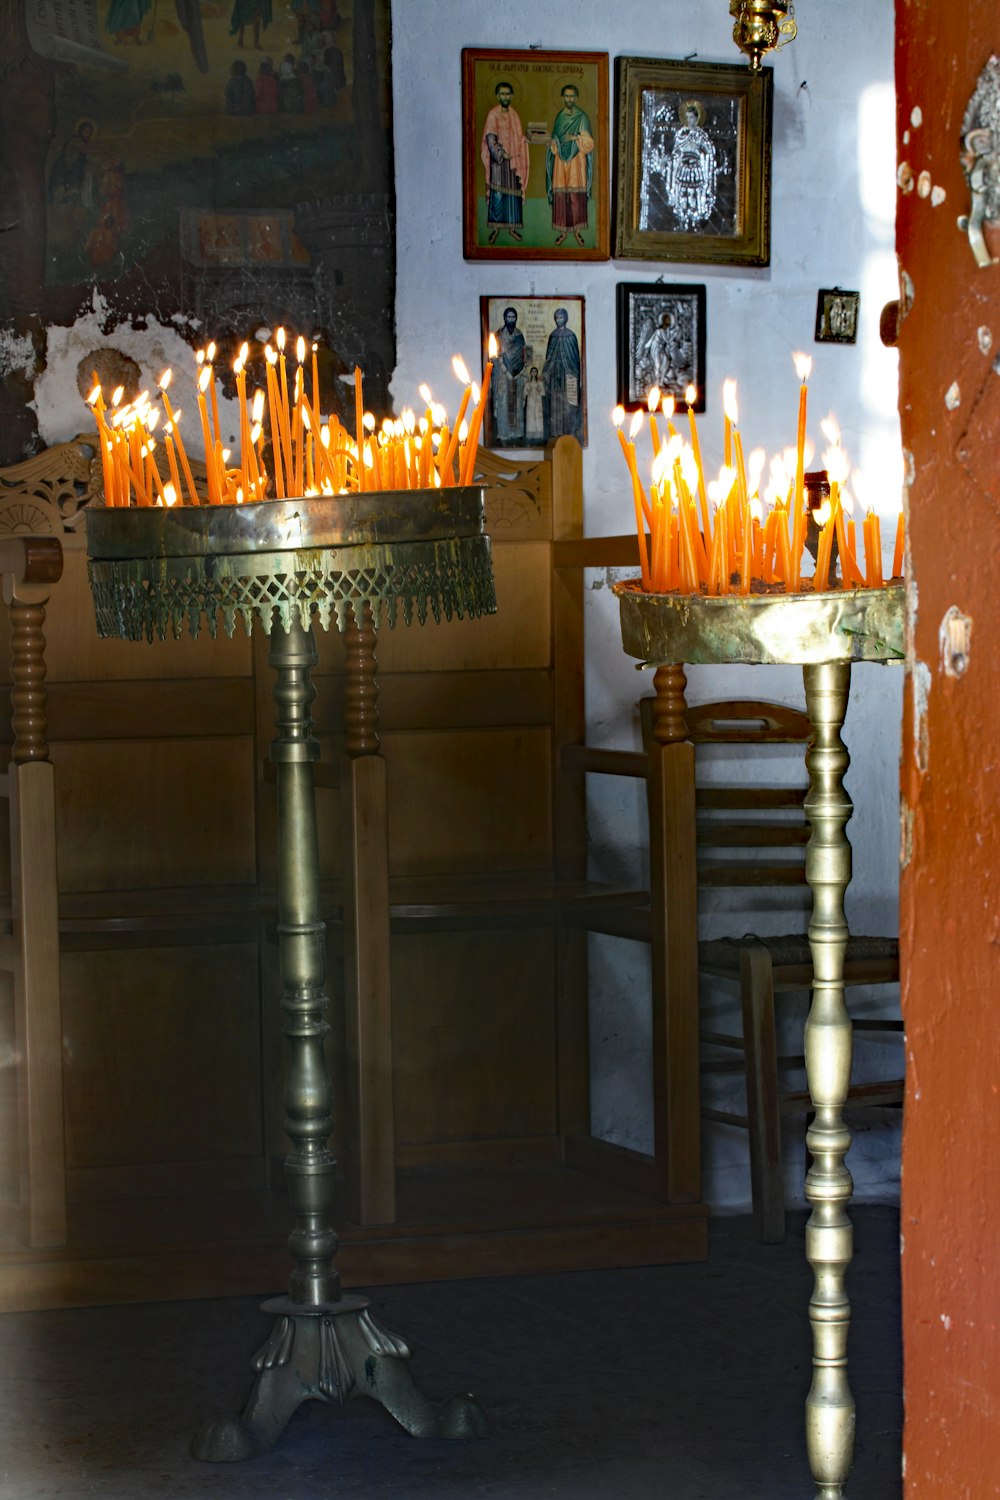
[
  {"x1": 722, "y1": 378, "x2": 737, "y2": 469},
  {"x1": 443, "y1": 356, "x2": 474, "y2": 483},
  {"x1": 353, "y1": 365, "x2": 365, "y2": 490},
  {"x1": 264, "y1": 348, "x2": 286, "y2": 499},
  {"x1": 205, "y1": 343, "x2": 222, "y2": 448},
  {"x1": 790, "y1": 352, "x2": 813, "y2": 589},
  {"x1": 662, "y1": 391, "x2": 678, "y2": 440},
  {"x1": 615, "y1": 407, "x2": 650, "y2": 588},
  {"x1": 197, "y1": 366, "x2": 221, "y2": 505},
  {"x1": 647, "y1": 386, "x2": 662, "y2": 456},
  {"x1": 460, "y1": 347, "x2": 493, "y2": 485}
]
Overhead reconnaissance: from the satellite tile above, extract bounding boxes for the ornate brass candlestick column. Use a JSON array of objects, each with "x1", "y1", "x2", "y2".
[
  {"x1": 614, "y1": 582, "x2": 904, "y2": 1500},
  {"x1": 86, "y1": 490, "x2": 494, "y2": 1459}
]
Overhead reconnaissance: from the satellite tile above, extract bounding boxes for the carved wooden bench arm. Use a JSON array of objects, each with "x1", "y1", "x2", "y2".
[{"x1": 0, "y1": 536, "x2": 63, "y2": 764}]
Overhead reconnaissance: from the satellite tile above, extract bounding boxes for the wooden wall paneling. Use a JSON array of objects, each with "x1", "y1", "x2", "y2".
[
  {"x1": 61, "y1": 943, "x2": 263, "y2": 1177},
  {"x1": 389, "y1": 927, "x2": 558, "y2": 1157},
  {"x1": 50, "y1": 738, "x2": 257, "y2": 894}
]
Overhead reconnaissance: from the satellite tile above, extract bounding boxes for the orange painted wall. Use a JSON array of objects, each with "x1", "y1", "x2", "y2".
[{"x1": 896, "y1": 3, "x2": 1000, "y2": 1493}]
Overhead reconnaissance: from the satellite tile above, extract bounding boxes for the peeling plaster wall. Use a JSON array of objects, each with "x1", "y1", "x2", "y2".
[
  {"x1": 31, "y1": 295, "x2": 240, "y2": 458},
  {"x1": 392, "y1": 1, "x2": 903, "y2": 1213}
]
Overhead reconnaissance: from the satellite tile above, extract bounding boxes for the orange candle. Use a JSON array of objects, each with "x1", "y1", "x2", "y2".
[
  {"x1": 834, "y1": 507, "x2": 864, "y2": 587},
  {"x1": 790, "y1": 354, "x2": 812, "y2": 588},
  {"x1": 353, "y1": 366, "x2": 365, "y2": 489},
  {"x1": 814, "y1": 519, "x2": 835, "y2": 592},
  {"x1": 892, "y1": 512, "x2": 905, "y2": 578},
  {"x1": 739, "y1": 503, "x2": 752, "y2": 594},
  {"x1": 460, "y1": 360, "x2": 492, "y2": 485},
  {"x1": 196, "y1": 371, "x2": 220, "y2": 505},
  {"x1": 264, "y1": 353, "x2": 286, "y2": 499}
]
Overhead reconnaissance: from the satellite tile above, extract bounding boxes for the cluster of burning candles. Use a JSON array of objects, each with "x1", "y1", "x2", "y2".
[
  {"x1": 86, "y1": 330, "x2": 500, "y2": 508},
  {"x1": 614, "y1": 353, "x2": 904, "y2": 596}
]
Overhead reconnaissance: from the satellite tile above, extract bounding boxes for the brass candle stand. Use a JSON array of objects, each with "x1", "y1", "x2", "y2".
[
  {"x1": 86, "y1": 490, "x2": 495, "y2": 1460},
  {"x1": 614, "y1": 581, "x2": 904, "y2": 1500}
]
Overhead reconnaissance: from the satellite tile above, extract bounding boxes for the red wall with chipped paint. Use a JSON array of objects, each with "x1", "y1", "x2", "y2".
[{"x1": 896, "y1": 3, "x2": 1000, "y2": 1492}]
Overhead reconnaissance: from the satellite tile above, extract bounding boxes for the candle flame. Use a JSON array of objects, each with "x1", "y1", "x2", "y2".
[
  {"x1": 401, "y1": 407, "x2": 415, "y2": 433},
  {"x1": 239, "y1": 340, "x2": 250, "y2": 363},
  {"x1": 824, "y1": 444, "x2": 849, "y2": 484},
  {"x1": 663, "y1": 432, "x2": 683, "y2": 466},
  {"x1": 749, "y1": 496, "x2": 764, "y2": 525},
  {"x1": 250, "y1": 422, "x2": 262, "y2": 444},
  {"x1": 722, "y1": 378, "x2": 739, "y2": 426},
  {"x1": 158, "y1": 369, "x2": 172, "y2": 391},
  {"x1": 470, "y1": 381, "x2": 481, "y2": 406},
  {"x1": 458, "y1": 420, "x2": 469, "y2": 442},
  {"x1": 651, "y1": 448, "x2": 670, "y2": 486},
  {"x1": 647, "y1": 386, "x2": 660, "y2": 413},
  {"x1": 612, "y1": 405, "x2": 625, "y2": 428},
  {"x1": 680, "y1": 445, "x2": 699, "y2": 490},
  {"x1": 684, "y1": 383, "x2": 698, "y2": 407},
  {"x1": 820, "y1": 413, "x2": 841, "y2": 447},
  {"x1": 276, "y1": 327, "x2": 286, "y2": 351},
  {"x1": 418, "y1": 383, "x2": 432, "y2": 404},
  {"x1": 265, "y1": 345, "x2": 277, "y2": 366},
  {"x1": 628, "y1": 409, "x2": 644, "y2": 440},
  {"x1": 301, "y1": 403, "x2": 313, "y2": 431},
  {"x1": 793, "y1": 351, "x2": 813, "y2": 382},
  {"x1": 206, "y1": 341, "x2": 216, "y2": 363},
  {"x1": 111, "y1": 385, "x2": 124, "y2": 407},
  {"x1": 431, "y1": 401, "x2": 447, "y2": 426},
  {"x1": 813, "y1": 501, "x2": 833, "y2": 527},
  {"x1": 716, "y1": 463, "x2": 737, "y2": 497},
  {"x1": 363, "y1": 411, "x2": 376, "y2": 432},
  {"x1": 195, "y1": 349, "x2": 205, "y2": 366},
  {"x1": 251, "y1": 388, "x2": 265, "y2": 422},
  {"x1": 163, "y1": 483, "x2": 178, "y2": 507},
  {"x1": 661, "y1": 391, "x2": 676, "y2": 420},
  {"x1": 452, "y1": 354, "x2": 471, "y2": 385},
  {"x1": 747, "y1": 447, "x2": 766, "y2": 494},
  {"x1": 198, "y1": 366, "x2": 211, "y2": 393},
  {"x1": 296, "y1": 335, "x2": 306, "y2": 363},
  {"x1": 487, "y1": 332, "x2": 498, "y2": 360},
  {"x1": 87, "y1": 383, "x2": 101, "y2": 406}
]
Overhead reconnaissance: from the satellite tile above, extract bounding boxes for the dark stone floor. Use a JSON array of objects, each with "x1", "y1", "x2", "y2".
[{"x1": 0, "y1": 1207, "x2": 901, "y2": 1500}]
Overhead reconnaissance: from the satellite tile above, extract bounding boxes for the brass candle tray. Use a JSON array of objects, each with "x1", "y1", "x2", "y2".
[
  {"x1": 86, "y1": 488, "x2": 495, "y2": 641},
  {"x1": 614, "y1": 581, "x2": 905, "y2": 667}
]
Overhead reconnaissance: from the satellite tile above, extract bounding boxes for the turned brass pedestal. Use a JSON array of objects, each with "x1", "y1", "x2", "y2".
[
  {"x1": 86, "y1": 491, "x2": 495, "y2": 1459},
  {"x1": 615, "y1": 582, "x2": 904, "y2": 1500}
]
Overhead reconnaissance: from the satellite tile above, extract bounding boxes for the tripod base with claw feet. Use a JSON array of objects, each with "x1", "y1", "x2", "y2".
[{"x1": 192, "y1": 1294, "x2": 489, "y2": 1460}]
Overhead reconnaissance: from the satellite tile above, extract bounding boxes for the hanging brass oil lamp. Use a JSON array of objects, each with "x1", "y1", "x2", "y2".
[{"x1": 729, "y1": 0, "x2": 797, "y2": 70}]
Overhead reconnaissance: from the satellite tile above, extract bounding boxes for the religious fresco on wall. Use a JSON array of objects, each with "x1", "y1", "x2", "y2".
[{"x1": 0, "y1": 0, "x2": 394, "y2": 457}]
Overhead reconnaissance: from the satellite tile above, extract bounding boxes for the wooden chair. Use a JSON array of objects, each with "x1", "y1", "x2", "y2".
[
  {"x1": 688, "y1": 697, "x2": 903, "y2": 1244},
  {"x1": 565, "y1": 679, "x2": 902, "y2": 1244}
]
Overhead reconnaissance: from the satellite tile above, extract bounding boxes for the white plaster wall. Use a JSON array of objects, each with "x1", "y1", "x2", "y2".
[{"x1": 391, "y1": 0, "x2": 903, "y2": 1212}]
